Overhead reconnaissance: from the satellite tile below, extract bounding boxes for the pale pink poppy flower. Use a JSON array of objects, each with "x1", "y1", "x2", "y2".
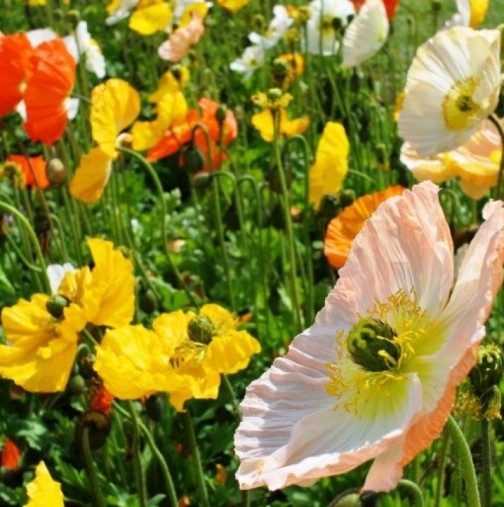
[
  {"x1": 158, "y1": 13, "x2": 205, "y2": 62},
  {"x1": 234, "y1": 181, "x2": 504, "y2": 492}
]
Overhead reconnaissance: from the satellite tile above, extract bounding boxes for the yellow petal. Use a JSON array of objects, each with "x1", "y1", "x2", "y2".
[
  {"x1": 153, "y1": 310, "x2": 195, "y2": 352},
  {"x1": 129, "y1": 3, "x2": 173, "y2": 35},
  {"x1": 91, "y1": 79, "x2": 141, "y2": 158},
  {"x1": 309, "y1": 122, "x2": 350, "y2": 210},
  {"x1": 200, "y1": 304, "x2": 238, "y2": 335},
  {"x1": 251, "y1": 110, "x2": 275, "y2": 142},
  {"x1": 281, "y1": 115, "x2": 309, "y2": 137},
  {"x1": 205, "y1": 330, "x2": 261, "y2": 374},
  {"x1": 179, "y1": 3, "x2": 209, "y2": 26},
  {"x1": 70, "y1": 147, "x2": 112, "y2": 204},
  {"x1": 95, "y1": 325, "x2": 180, "y2": 399},
  {"x1": 149, "y1": 69, "x2": 189, "y2": 102},
  {"x1": 132, "y1": 92, "x2": 188, "y2": 151},
  {"x1": 25, "y1": 461, "x2": 64, "y2": 507},
  {"x1": 217, "y1": 0, "x2": 251, "y2": 13},
  {"x1": 469, "y1": 0, "x2": 488, "y2": 27},
  {"x1": 0, "y1": 295, "x2": 78, "y2": 392},
  {"x1": 87, "y1": 238, "x2": 135, "y2": 328}
]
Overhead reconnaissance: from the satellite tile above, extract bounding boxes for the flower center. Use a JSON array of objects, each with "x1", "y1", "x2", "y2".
[
  {"x1": 346, "y1": 318, "x2": 401, "y2": 372},
  {"x1": 442, "y1": 77, "x2": 481, "y2": 131}
]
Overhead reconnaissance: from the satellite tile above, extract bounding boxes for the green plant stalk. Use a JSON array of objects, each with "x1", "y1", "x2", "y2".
[
  {"x1": 116, "y1": 146, "x2": 197, "y2": 307},
  {"x1": 0, "y1": 200, "x2": 50, "y2": 293},
  {"x1": 272, "y1": 111, "x2": 303, "y2": 333},
  {"x1": 192, "y1": 123, "x2": 236, "y2": 311},
  {"x1": 283, "y1": 134, "x2": 315, "y2": 323},
  {"x1": 127, "y1": 401, "x2": 148, "y2": 507},
  {"x1": 434, "y1": 429, "x2": 450, "y2": 507},
  {"x1": 398, "y1": 479, "x2": 424, "y2": 507},
  {"x1": 114, "y1": 402, "x2": 179, "y2": 507},
  {"x1": 82, "y1": 427, "x2": 107, "y2": 507},
  {"x1": 446, "y1": 416, "x2": 481, "y2": 507},
  {"x1": 488, "y1": 114, "x2": 504, "y2": 200},
  {"x1": 481, "y1": 418, "x2": 492, "y2": 507},
  {"x1": 182, "y1": 410, "x2": 210, "y2": 507}
]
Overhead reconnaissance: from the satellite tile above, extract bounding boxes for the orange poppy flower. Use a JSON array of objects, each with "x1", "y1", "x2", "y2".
[
  {"x1": 24, "y1": 39, "x2": 76, "y2": 145},
  {"x1": 147, "y1": 98, "x2": 237, "y2": 172},
  {"x1": 1, "y1": 438, "x2": 21, "y2": 469},
  {"x1": 0, "y1": 33, "x2": 33, "y2": 117},
  {"x1": 324, "y1": 185, "x2": 405, "y2": 269},
  {"x1": 352, "y1": 0, "x2": 399, "y2": 19},
  {"x1": 6, "y1": 155, "x2": 49, "y2": 189}
]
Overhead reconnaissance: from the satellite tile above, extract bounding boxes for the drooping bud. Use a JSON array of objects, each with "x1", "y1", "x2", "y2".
[
  {"x1": 46, "y1": 158, "x2": 67, "y2": 188},
  {"x1": 346, "y1": 318, "x2": 401, "y2": 372},
  {"x1": 184, "y1": 146, "x2": 206, "y2": 174},
  {"x1": 216, "y1": 104, "x2": 228, "y2": 124},
  {"x1": 46, "y1": 294, "x2": 70, "y2": 319},
  {"x1": 328, "y1": 489, "x2": 365, "y2": 507},
  {"x1": 188, "y1": 314, "x2": 214, "y2": 344}
]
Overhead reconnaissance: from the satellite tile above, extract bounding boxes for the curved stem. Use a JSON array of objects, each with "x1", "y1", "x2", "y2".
[
  {"x1": 0, "y1": 200, "x2": 50, "y2": 293},
  {"x1": 434, "y1": 428, "x2": 450, "y2": 507},
  {"x1": 488, "y1": 114, "x2": 504, "y2": 200},
  {"x1": 116, "y1": 147, "x2": 196, "y2": 307},
  {"x1": 114, "y1": 402, "x2": 178, "y2": 507},
  {"x1": 82, "y1": 427, "x2": 107, "y2": 507},
  {"x1": 398, "y1": 479, "x2": 424, "y2": 507},
  {"x1": 127, "y1": 401, "x2": 148, "y2": 507},
  {"x1": 446, "y1": 416, "x2": 481, "y2": 507},
  {"x1": 481, "y1": 418, "x2": 492, "y2": 507}
]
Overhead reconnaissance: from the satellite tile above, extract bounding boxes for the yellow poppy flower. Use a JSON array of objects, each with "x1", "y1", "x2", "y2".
[
  {"x1": 179, "y1": 3, "x2": 209, "y2": 26},
  {"x1": 217, "y1": 0, "x2": 251, "y2": 13},
  {"x1": 251, "y1": 109, "x2": 309, "y2": 142},
  {"x1": 132, "y1": 71, "x2": 188, "y2": 151},
  {"x1": 95, "y1": 304, "x2": 261, "y2": 411},
  {"x1": 129, "y1": 1, "x2": 173, "y2": 35},
  {"x1": 309, "y1": 122, "x2": 350, "y2": 210},
  {"x1": 70, "y1": 79, "x2": 140, "y2": 203},
  {"x1": 25, "y1": 462, "x2": 64, "y2": 507},
  {"x1": 0, "y1": 239, "x2": 134, "y2": 392}
]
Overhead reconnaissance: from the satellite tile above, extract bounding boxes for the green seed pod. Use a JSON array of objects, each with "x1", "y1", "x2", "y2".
[
  {"x1": 188, "y1": 314, "x2": 214, "y2": 344},
  {"x1": 69, "y1": 375, "x2": 86, "y2": 396},
  {"x1": 469, "y1": 344, "x2": 503, "y2": 393},
  {"x1": 46, "y1": 294, "x2": 70, "y2": 319}
]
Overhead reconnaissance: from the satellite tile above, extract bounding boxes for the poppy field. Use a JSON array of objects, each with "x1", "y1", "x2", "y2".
[{"x1": 2, "y1": 0, "x2": 504, "y2": 506}]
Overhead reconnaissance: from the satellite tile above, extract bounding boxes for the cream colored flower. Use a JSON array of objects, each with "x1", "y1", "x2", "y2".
[
  {"x1": 341, "y1": 0, "x2": 389, "y2": 68},
  {"x1": 398, "y1": 26, "x2": 501, "y2": 157}
]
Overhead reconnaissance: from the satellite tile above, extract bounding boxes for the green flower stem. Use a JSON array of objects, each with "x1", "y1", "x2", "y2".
[
  {"x1": 282, "y1": 135, "x2": 315, "y2": 323},
  {"x1": 127, "y1": 401, "x2": 148, "y2": 507},
  {"x1": 446, "y1": 416, "x2": 481, "y2": 507},
  {"x1": 116, "y1": 147, "x2": 197, "y2": 307},
  {"x1": 114, "y1": 402, "x2": 179, "y2": 507},
  {"x1": 434, "y1": 429, "x2": 450, "y2": 507},
  {"x1": 182, "y1": 409, "x2": 210, "y2": 507},
  {"x1": 481, "y1": 418, "x2": 492, "y2": 507},
  {"x1": 398, "y1": 479, "x2": 424, "y2": 507},
  {"x1": 272, "y1": 111, "x2": 303, "y2": 333},
  {"x1": 82, "y1": 427, "x2": 107, "y2": 507},
  {"x1": 0, "y1": 200, "x2": 50, "y2": 293},
  {"x1": 191, "y1": 123, "x2": 236, "y2": 311},
  {"x1": 221, "y1": 374, "x2": 241, "y2": 422},
  {"x1": 488, "y1": 114, "x2": 504, "y2": 200},
  {"x1": 5, "y1": 234, "x2": 43, "y2": 272}
]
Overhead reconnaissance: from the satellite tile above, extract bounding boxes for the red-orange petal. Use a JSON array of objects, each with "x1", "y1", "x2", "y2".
[
  {"x1": 7, "y1": 154, "x2": 49, "y2": 189},
  {"x1": 1, "y1": 438, "x2": 21, "y2": 469},
  {"x1": 0, "y1": 33, "x2": 33, "y2": 117},
  {"x1": 324, "y1": 186, "x2": 405, "y2": 269},
  {"x1": 24, "y1": 39, "x2": 76, "y2": 145}
]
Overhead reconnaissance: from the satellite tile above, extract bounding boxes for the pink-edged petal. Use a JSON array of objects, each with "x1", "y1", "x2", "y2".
[
  {"x1": 329, "y1": 181, "x2": 454, "y2": 317},
  {"x1": 235, "y1": 319, "x2": 424, "y2": 490}
]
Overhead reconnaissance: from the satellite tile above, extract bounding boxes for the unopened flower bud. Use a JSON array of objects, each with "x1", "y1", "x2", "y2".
[
  {"x1": 46, "y1": 294, "x2": 70, "y2": 319},
  {"x1": 75, "y1": 411, "x2": 111, "y2": 450},
  {"x1": 46, "y1": 158, "x2": 67, "y2": 188},
  {"x1": 67, "y1": 9, "x2": 81, "y2": 28},
  {"x1": 188, "y1": 314, "x2": 214, "y2": 344},
  {"x1": 216, "y1": 104, "x2": 228, "y2": 123},
  {"x1": 184, "y1": 146, "x2": 206, "y2": 174},
  {"x1": 272, "y1": 58, "x2": 289, "y2": 79},
  {"x1": 469, "y1": 344, "x2": 503, "y2": 393},
  {"x1": 69, "y1": 375, "x2": 86, "y2": 396},
  {"x1": 328, "y1": 490, "x2": 364, "y2": 507},
  {"x1": 171, "y1": 64, "x2": 183, "y2": 81},
  {"x1": 191, "y1": 172, "x2": 212, "y2": 189},
  {"x1": 339, "y1": 189, "x2": 356, "y2": 209},
  {"x1": 139, "y1": 288, "x2": 158, "y2": 314}
]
